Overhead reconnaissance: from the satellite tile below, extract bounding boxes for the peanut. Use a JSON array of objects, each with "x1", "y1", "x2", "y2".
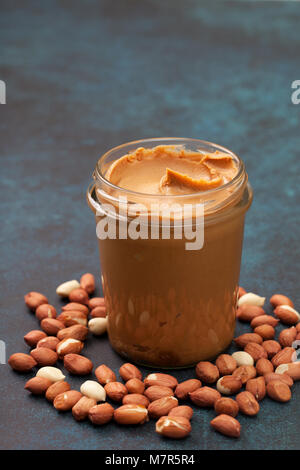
[
  {"x1": 245, "y1": 376, "x2": 266, "y2": 401},
  {"x1": 119, "y1": 363, "x2": 142, "y2": 382},
  {"x1": 80, "y1": 380, "x2": 106, "y2": 401},
  {"x1": 244, "y1": 342, "x2": 268, "y2": 362},
  {"x1": 24, "y1": 377, "x2": 52, "y2": 395},
  {"x1": 122, "y1": 394, "x2": 149, "y2": 408},
  {"x1": 80, "y1": 273, "x2": 95, "y2": 295},
  {"x1": 69, "y1": 287, "x2": 89, "y2": 305},
  {"x1": 53, "y1": 390, "x2": 82, "y2": 411},
  {"x1": 189, "y1": 386, "x2": 221, "y2": 407},
  {"x1": 24, "y1": 291, "x2": 48, "y2": 311},
  {"x1": 46, "y1": 381, "x2": 71, "y2": 402},
  {"x1": 56, "y1": 280, "x2": 80, "y2": 297},
  {"x1": 216, "y1": 376, "x2": 242, "y2": 395},
  {"x1": 236, "y1": 305, "x2": 265, "y2": 322},
  {"x1": 174, "y1": 379, "x2": 201, "y2": 400},
  {"x1": 270, "y1": 294, "x2": 294, "y2": 308},
  {"x1": 35, "y1": 304, "x2": 57, "y2": 321},
  {"x1": 95, "y1": 364, "x2": 117, "y2": 385},
  {"x1": 210, "y1": 414, "x2": 241, "y2": 438},
  {"x1": 30, "y1": 347, "x2": 58, "y2": 367},
  {"x1": 89, "y1": 403, "x2": 114, "y2": 425},
  {"x1": 24, "y1": 330, "x2": 47, "y2": 347},
  {"x1": 261, "y1": 340, "x2": 281, "y2": 359},
  {"x1": 63, "y1": 353, "x2": 93, "y2": 375},
  {"x1": 168, "y1": 405, "x2": 193, "y2": 420},
  {"x1": 234, "y1": 333, "x2": 263, "y2": 348},
  {"x1": 156, "y1": 416, "x2": 191, "y2": 439},
  {"x1": 72, "y1": 396, "x2": 97, "y2": 421},
  {"x1": 104, "y1": 382, "x2": 128, "y2": 402},
  {"x1": 216, "y1": 354, "x2": 237, "y2": 375},
  {"x1": 266, "y1": 380, "x2": 291, "y2": 402},
  {"x1": 253, "y1": 324, "x2": 275, "y2": 340},
  {"x1": 88, "y1": 317, "x2": 107, "y2": 336},
  {"x1": 255, "y1": 358, "x2": 274, "y2": 376},
  {"x1": 195, "y1": 361, "x2": 219, "y2": 384},
  {"x1": 236, "y1": 391, "x2": 260, "y2": 416},
  {"x1": 8, "y1": 353, "x2": 37, "y2": 372}
]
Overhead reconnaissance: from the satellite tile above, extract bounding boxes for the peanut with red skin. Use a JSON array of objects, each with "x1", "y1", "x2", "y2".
[
  {"x1": 236, "y1": 305, "x2": 265, "y2": 322},
  {"x1": 215, "y1": 355, "x2": 237, "y2": 375},
  {"x1": 235, "y1": 333, "x2": 263, "y2": 348},
  {"x1": 245, "y1": 377, "x2": 266, "y2": 401},
  {"x1": 251, "y1": 315, "x2": 279, "y2": 328},
  {"x1": 253, "y1": 324, "x2": 275, "y2": 340},
  {"x1": 35, "y1": 304, "x2": 57, "y2": 321},
  {"x1": 236, "y1": 391, "x2": 260, "y2": 416},
  {"x1": 189, "y1": 386, "x2": 221, "y2": 407},
  {"x1": 266, "y1": 380, "x2": 291, "y2": 402},
  {"x1": 8, "y1": 353, "x2": 37, "y2": 372},
  {"x1": 89, "y1": 403, "x2": 114, "y2": 425},
  {"x1": 278, "y1": 327, "x2": 297, "y2": 347},
  {"x1": 125, "y1": 378, "x2": 145, "y2": 395},
  {"x1": 80, "y1": 273, "x2": 95, "y2": 295},
  {"x1": 24, "y1": 292, "x2": 48, "y2": 311},
  {"x1": 122, "y1": 394, "x2": 149, "y2": 408},
  {"x1": 261, "y1": 340, "x2": 281, "y2": 359},
  {"x1": 244, "y1": 342, "x2": 268, "y2": 362},
  {"x1": 120, "y1": 363, "x2": 142, "y2": 382},
  {"x1": 88, "y1": 297, "x2": 105, "y2": 309},
  {"x1": 210, "y1": 415, "x2": 241, "y2": 438},
  {"x1": 69, "y1": 288, "x2": 89, "y2": 305},
  {"x1": 24, "y1": 330, "x2": 47, "y2": 347},
  {"x1": 214, "y1": 397, "x2": 239, "y2": 417},
  {"x1": 175, "y1": 379, "x2": 201, "y2": 400},
  {"x1": 168, "y1": 405, "x2": 193, "y2": 420},
  {"x1": 270, "y1": 294, "x2": 294, "y2": 308},
  {"x1": 195, "y1": 362, "x2": 219, "y2": 384},
  {"x1": 255, "y1": 358, "x2": 274, "y2": 376}
]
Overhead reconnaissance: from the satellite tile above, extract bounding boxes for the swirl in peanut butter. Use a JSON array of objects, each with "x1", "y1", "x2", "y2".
[{"x1": 105, "y1": 145, "x2": 238, "y2": 195}]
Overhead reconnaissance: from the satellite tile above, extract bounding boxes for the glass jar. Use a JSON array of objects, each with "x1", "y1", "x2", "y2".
[{"x1": 87, "y1": 138, "x2": 253, "y2": 368}]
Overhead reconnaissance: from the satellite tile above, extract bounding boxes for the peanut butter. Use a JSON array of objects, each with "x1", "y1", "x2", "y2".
[
  {"x1": 88, "y1": 139, "x2": 253, "y2": 368},
  {"x1": 106, "y1": 145, "x2": 238, "y2": 195}
]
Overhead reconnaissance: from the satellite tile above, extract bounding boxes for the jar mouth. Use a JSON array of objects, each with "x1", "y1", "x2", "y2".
[{"x1": 94, "y1": 137, "x2": 245, "y2": 200}]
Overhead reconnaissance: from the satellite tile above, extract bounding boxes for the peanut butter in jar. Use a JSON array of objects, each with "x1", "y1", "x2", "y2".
[{"x1": 87, "y1": 138, "x2": 253, "y2": 368}]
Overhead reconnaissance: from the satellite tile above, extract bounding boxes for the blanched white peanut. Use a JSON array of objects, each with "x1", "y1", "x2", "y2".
[
  {"x1": 231, "y1": 351, "x2": 254, "y2": 367},
  {"x1": 237, "y1": 293, "x2": 265, "y2": 308},
  {"x1": 88, "y1": 317, "x2": 107, "y2": 336},
  {"x1": 80, "y1": 380, "x2": 106, "y2": 401},
  {"x1": 36, "y1": 366, "x2": 65, "y2": 382},
  {"x1": 56, "y1": 280, "x2": 80, "y2": 297}
]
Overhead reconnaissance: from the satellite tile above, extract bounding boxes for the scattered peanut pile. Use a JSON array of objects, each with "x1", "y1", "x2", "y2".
[{"x1": 8, "y1": 275, "x2": 300, "y2": 439}]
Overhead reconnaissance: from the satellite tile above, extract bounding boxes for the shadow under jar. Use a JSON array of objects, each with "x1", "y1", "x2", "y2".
[{"x1": 87, "y1": 138, "x2": 253, "y2": 368}]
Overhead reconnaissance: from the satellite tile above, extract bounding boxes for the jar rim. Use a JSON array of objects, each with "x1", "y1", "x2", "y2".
[{"x1": 94, "y1": 137, "x2": 245, "y2": 200}]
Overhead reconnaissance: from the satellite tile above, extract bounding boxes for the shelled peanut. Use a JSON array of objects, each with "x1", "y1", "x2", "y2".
[{"x1": 7, "y1": 283, "x2": 300, "y2": 440}]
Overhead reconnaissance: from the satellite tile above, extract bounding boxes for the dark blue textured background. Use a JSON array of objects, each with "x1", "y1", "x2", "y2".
[{"x1": 0, "y1": 0, "x2": 299, "y2": 450}]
